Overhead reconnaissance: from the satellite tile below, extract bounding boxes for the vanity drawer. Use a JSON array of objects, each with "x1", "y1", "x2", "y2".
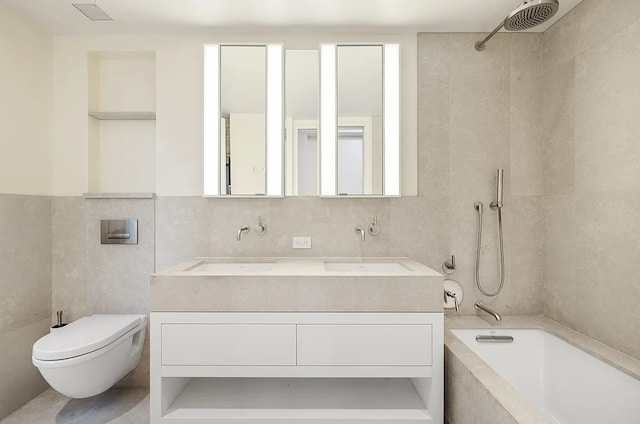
[
  {"x1": 297, "y1": 324, "x2": 432, "y2": 366},
  {"x1": 161, "y1": 324, "x2": 296, "y2": 366}
]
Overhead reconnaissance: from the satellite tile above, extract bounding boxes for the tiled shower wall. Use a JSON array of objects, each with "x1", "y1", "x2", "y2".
[
  {"x1": 419, "y1": 33, "x2": 544, "y2": 316},
  {"x1": 542, "y1": 0, "x2": 640, "y2": 361},
  {"x1": 0, "y1": 195, "x2": 51, "y2": 419}
]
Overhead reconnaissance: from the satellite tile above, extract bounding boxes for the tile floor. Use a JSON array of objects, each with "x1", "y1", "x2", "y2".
[{"x1": 0, "y1": 388, "x2": 149, "y2": 424}]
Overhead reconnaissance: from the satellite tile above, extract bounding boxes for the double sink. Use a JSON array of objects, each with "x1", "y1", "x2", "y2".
[
  {"x1": 183, "y1": 257, "x2": 414, "y2": 274},
  {"x1": 151, "y1": 257, "x2": 443, "y2": 313}
]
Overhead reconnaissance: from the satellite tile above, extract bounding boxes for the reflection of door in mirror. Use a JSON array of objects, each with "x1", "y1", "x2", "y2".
[
  {"x1": 296, "y1": 129, "x2": 317, "y2": 195},
  {"x1": 337, "y1": 45, "x2": 383, "y2": 196},
  {"x1": 220, "y1": 46, "x2": 266, "y2": 195},
  {"x1": 285, "y1": 50, "x2": 319, "y2": 196},
  {"x1": 337, "y1": 127, "x2": 364, "y2": 195}
]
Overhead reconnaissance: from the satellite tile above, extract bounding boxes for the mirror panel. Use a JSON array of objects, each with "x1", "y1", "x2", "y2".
[
  {"x1": 337, "y1": 45, "x2": 383, "y2": 195},
  {"x1": 221, "y1": 45, "x2": 266, "y2": 195},
  {"x1": 285, "y1": 50, "x2": 319, "y2": 196},
  {"x1": 203, "y1": 44, "x2": 283, "y2": 197},
  {"x1": 320, "y1": 43, "x2": 400, "y2": 197}
]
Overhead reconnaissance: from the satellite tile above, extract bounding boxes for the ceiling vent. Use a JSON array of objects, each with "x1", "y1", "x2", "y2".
[{"x1": 72, "y1": 1, "x2": 113, "y2": 21}]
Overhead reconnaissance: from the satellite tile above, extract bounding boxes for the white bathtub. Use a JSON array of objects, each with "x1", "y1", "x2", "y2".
[{"x1": 451, "y1": 328, "x2": 640, "y2": 424}]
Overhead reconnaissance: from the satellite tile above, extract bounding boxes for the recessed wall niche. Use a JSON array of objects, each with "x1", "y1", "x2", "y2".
[{"x1": 88, "y1": 52, "x2": 156, "y2": 193}]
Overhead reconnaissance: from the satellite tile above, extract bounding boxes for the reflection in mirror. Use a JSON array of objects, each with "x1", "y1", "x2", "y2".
[
  {"x1": 203, "y1": 44, "x2": 283, "y2": 197},
  {"x1": 320, "y1": 44, "x2": 400, "y2": 197},
  {"x1": 285, "y1": 50, "x2": 319, "y2": 196},
  {"x1": 221, "y1": 45, "x2": 266, "y2": 195},
  {"x1": 337, "y1": 45, "x2": 383, "y2": 195}
]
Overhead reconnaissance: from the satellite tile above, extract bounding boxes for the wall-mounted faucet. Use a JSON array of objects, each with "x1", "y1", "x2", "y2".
[
  {"x1": 236, "y1": 226, "x2": 250, "y2": 241},
  {"x1": 474, "y1": 302, "x2": 502, "y2": 322},
  {"x1": 355, "y1": 226, "x2": 366, "y2": 242}
]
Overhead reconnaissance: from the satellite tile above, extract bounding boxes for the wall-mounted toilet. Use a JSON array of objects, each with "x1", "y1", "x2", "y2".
[{"x1": 32, "y1": 314, "x2": 147, "y2": 399}]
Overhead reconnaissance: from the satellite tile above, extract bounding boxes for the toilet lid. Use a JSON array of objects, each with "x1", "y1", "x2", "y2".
[{"x1": 33, "y1": 315, "x2": 144, "y2": 361}]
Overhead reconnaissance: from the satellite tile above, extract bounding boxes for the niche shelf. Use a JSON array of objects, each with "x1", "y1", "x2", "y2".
[
  {"x1": 88, "y1": 111, "x2": 156, "y2": 120},
  {"x1": 87, "y1": 51, "x2": 156, "y2": 193}
]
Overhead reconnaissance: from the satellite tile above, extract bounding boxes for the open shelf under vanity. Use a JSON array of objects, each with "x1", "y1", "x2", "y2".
[{"x1": 162, "y1": 377, "x2": 431, "y2": 422}]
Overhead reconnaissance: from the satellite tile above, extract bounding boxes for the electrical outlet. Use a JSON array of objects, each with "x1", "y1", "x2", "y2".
[{"x1": 292, "y1": 236, "x2": 312, "y2": 249}]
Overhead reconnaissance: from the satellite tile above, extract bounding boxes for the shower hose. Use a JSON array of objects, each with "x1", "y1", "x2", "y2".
[{"x1": 474, "y1": 202, "x2": 505, "y2": 297}]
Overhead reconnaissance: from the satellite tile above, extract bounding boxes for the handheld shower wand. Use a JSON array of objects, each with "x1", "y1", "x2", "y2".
[
  {"x1": 475, "y1": 169, "x2": 506, "y2": 297},
  {"x1": 490, "y1": 169, "x2": 504, "y2": 210}
]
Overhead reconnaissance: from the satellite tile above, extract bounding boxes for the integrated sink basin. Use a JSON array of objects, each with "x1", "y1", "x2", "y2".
[
  {"x1": 324, "y1": 261, "x2": 410, "y2": 272},
  {"x1": 151, "y1": 257, "x2": 443, "y2": 313},
  {"x1": 186, "y1": 261, "x2": 275, "y2": 273}
]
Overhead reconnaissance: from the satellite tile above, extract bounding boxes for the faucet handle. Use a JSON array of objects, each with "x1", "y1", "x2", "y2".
[
  {"x1": 368, "y1": 216, "x2": 381, "y2": 236},
  {"x1": 255, "y1": 216, "x2": 267, "y2": 235},
  {"x1": 445, "y1": 291, "x2": 459, "y2": 312}
]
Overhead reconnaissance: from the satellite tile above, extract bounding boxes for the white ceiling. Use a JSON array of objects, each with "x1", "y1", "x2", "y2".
[{"x1": 1, "y1": 0, "x2": 584, "y2": 35}]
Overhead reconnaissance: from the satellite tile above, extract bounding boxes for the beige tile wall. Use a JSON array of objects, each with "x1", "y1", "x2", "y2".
[
  {"x1": 0, "y1": 194, "x2": 51, "y2": 420},
  {"x1": 542, "y1": 0, "x2": 640, "y2": 361},
  {"x1": 444, "y1": 346, "x2": 518, "y2": 424},
  {"x1": 420, "y1": 33, "x2": 544, "y2": 316},
  {"x1": 51, "y1": 197, "x2": 154, "y2": 389}
]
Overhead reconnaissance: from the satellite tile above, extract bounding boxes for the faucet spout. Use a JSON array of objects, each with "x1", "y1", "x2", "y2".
[
  {"x1": 236, "y1": 226, "x2": 250, "y2": 241},
  {"x1": 474, "y1": 302, "x2": 502, "y2": 322},
  {"x1": 355, "y1": 226, "x2": 366, "y2": 242}
]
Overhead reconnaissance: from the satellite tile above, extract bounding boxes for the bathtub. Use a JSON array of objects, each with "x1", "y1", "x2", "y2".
[{"x1": 450, "y1": 327, "x2": 640, "y2": 424}]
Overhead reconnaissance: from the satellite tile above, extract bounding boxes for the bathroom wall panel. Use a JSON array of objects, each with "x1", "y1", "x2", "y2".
[
  {"x1": 0, "y1": 319, "x2": 51, "y2": 420},
  {"x1": 0, "y1": 4, "x2": 52, "y2": 196},
  {"x1": 50, "y1": 197, "x2": 155, "y2": 390},
  {"x1": 419, "y1": 32, "x2": 544, "y2": 316},
  {"x1": 543, "y1": 0, "x2": 640, "y2": 361},
  {"x1": 84, "y1": 198, "x2": 154, "y2": 316},
  {"x1": 0, "y1": 194, "x2": 52, "y2": 420},
  {"x1": 51, "y1": 197, "x2": 87, "y2": 324}
]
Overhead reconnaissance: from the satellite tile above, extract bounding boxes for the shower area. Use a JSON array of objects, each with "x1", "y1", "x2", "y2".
[{"x1": 434, "y1": 0, "x2": 640, "y2": 422}]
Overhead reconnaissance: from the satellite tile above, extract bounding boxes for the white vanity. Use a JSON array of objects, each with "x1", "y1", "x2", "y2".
[{"x1": 150, "y1": 257, "x2": 443, "y2": 423}]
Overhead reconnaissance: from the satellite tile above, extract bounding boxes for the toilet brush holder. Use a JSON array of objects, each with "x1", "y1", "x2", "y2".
[{"x1": 51, "y1": 310, "x2": 68, "y2": 332}]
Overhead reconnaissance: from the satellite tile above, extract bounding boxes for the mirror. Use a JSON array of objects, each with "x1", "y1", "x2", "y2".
[
  {"x1": 205, "y1": 42, "x2": 399, "y2": 198},
  {"x1": 285, "y1": 50, "x2": 319, "y2": 196},
  {"x1": 203, "y1": 44, "x2": 283, "y2": 197},
  {"x1": 320, "y1": 43, "x2": 400, "y2": 197},
  {"x1": 337, "y1": 45, "x2": 383, "y2": 195},
  {"x1": 221, "y1": 45, "x2": 266, "y2": 195}
]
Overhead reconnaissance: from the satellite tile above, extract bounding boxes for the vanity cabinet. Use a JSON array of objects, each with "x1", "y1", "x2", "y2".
[{"x1": 150, "y1": 312, "x2": 443, "y2": 423}]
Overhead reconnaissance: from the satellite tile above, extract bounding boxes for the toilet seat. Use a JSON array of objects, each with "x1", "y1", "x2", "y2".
[{"x1": 33, "y1": 315, "x2": 144, "y2": 361}]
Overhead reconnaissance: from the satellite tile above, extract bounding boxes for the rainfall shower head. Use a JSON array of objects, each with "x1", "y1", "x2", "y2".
[{"x1": 475, "y1": 0, "x2": 560, "y2": 51}]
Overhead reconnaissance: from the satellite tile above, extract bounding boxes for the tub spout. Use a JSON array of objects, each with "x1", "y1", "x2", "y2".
[{"x1": 474, "y1": 302, "x2": 502, "y2": 322}]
